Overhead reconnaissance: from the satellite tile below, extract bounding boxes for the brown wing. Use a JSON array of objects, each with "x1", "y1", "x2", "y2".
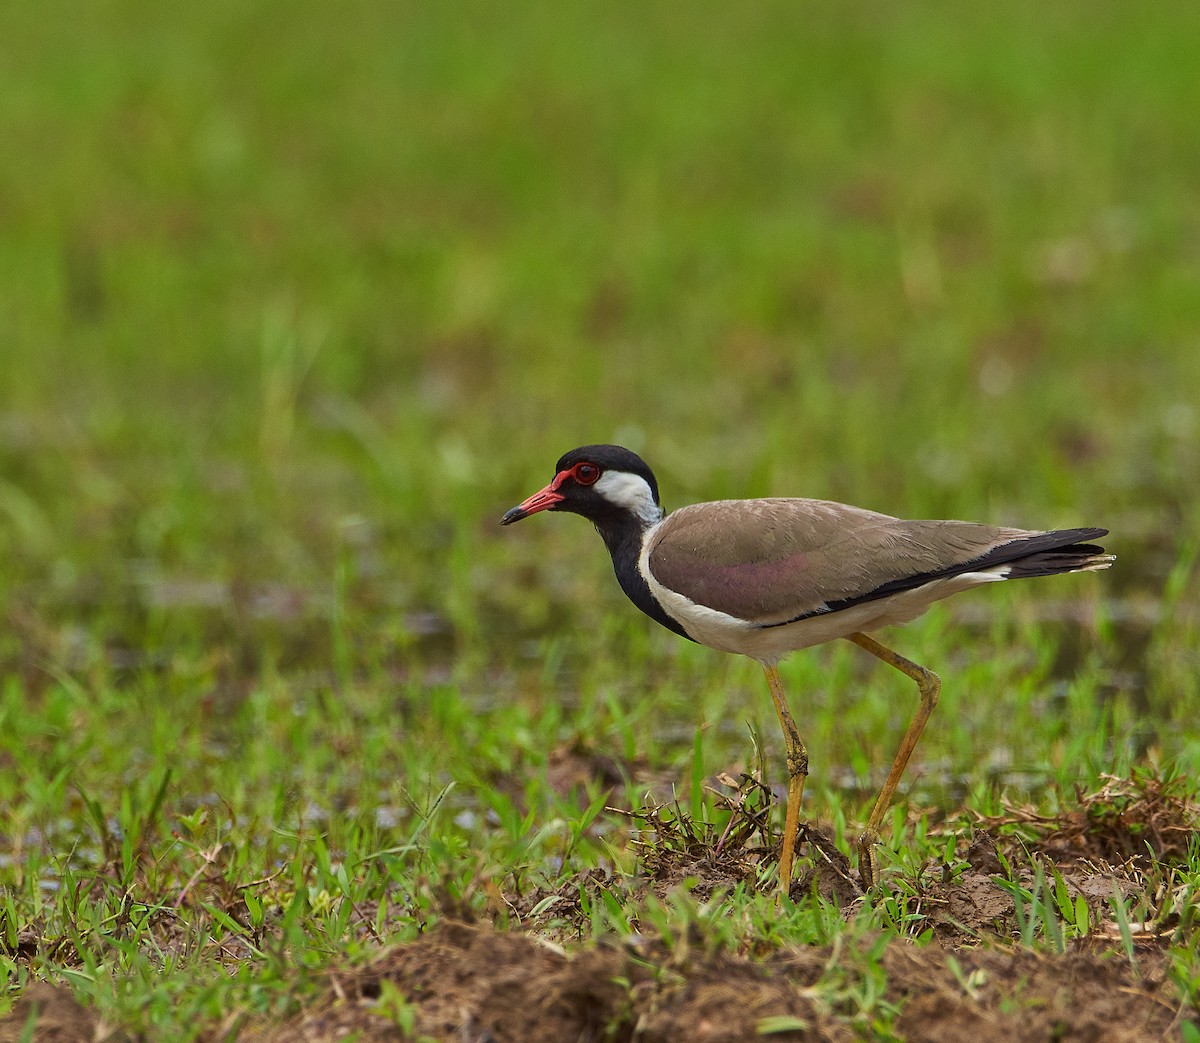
[{"x1": 647, "y1": 498, "x2": 1034, "y2": 625}]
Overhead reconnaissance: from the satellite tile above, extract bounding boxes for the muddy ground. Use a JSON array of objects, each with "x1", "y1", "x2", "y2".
[{"x1": 3, "y1": 772, "x2": 1197, "y2": 1041}]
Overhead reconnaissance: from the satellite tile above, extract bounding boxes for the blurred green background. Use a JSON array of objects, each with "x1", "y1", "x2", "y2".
[{"x1": 2, "y1": 0, "x2": 1198, "y2": 745}]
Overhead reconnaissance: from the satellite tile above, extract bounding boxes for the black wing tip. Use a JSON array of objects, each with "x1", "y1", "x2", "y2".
[
  {"x1": 983, "y1": 526, "x2": 1112, "y2": 576},
  {"x1": 1005, "y1": 527, "x2": 1110, "y2": 554},
  {"x1": 1032, "y1": 526, "x2": 1108, "y2": 546},
  {"x1": 1002, "y1": 547, "x2": 1115, "y2": 580}
]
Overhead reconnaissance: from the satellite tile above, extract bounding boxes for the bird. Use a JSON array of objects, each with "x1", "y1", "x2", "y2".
[{"x1": 500, "y1": 444, "x2": 1113, "y2": 892}]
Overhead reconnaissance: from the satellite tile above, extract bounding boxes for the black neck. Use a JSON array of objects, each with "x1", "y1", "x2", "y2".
[{"x1": 591, "y1": 511, "x2": 693, "y2": 642}]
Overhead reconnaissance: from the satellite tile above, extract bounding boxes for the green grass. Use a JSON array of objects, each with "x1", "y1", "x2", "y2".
[{"x1": 2, "y1": 0, "x2": 1200, "y2": 1036}]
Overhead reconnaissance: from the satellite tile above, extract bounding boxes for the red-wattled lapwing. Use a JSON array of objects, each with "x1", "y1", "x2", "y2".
[{"x1": 501, "y1": 445, "x2": 1114, "y2": 892}]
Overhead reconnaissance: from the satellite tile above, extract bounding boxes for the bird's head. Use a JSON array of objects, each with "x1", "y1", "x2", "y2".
[{"x1": 500, "y1": 445, "x2": 663, "y2": 528}]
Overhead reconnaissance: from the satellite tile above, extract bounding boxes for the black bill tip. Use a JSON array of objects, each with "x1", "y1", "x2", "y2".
[{"x1": 500, "y1": 506, "x2": 527, "y2": 526}]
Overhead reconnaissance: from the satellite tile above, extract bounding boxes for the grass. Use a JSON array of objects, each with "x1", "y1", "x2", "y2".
[{"x1": 2, "y1": 0, "x2": 1200, "y2": 1037}]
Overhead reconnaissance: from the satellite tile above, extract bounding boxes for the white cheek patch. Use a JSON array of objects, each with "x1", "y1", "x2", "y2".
[{"x1": 594, "y1": 471, "x2": 663, "y2": 525}]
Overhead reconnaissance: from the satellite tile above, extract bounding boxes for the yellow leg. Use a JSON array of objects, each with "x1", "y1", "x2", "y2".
[
  {"x1": 846, "y1": 632, "x2": 941, "y2": 889},
  {"x1": 762, "y1": 663, "x2": 808, "y2": 894}
]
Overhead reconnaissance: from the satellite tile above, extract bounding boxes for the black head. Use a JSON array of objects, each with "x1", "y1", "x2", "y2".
[{"x1": 500, "y1": 445, "x2": 662, "y2": 527}]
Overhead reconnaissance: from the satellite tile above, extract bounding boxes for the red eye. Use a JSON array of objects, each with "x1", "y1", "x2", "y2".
[{"x1": 573, "y1": 462, "x2": 600, "y2": 485}]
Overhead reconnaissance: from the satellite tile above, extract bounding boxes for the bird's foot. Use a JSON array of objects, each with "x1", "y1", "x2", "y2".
[{"x1": 856, "y1": 829, "x2": 880, "y2": 891}]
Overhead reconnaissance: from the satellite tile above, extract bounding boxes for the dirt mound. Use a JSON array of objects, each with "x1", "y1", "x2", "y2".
[
  {"x1": 887, "y1": 944, "x2": 1180, "y2": 1042},
  {"x1": 0, "y1": 983, "x2": 104, "y2": 1043},
  {"x1": 246, "y1": 920, "x2": 1186, "y2": 1043},
  {"x1": 247, "y1": 923, "x2": 602, "y2": 1041},
  {"x1": 249, "y1": 921, "x2": 841, "y2": 1042},
  {"x1": 973, "y1": 771, "x2": 1198, "y2": 865}
]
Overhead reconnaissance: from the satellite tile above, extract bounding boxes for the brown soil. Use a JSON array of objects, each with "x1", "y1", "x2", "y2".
[
  {"x1": 249, "y1": 921, "x2": 848, "y2": 1043},
  {"x1": 887, "y1": 944, "x2": 1179, "y2": 1043},
  {"x1": 0, "y1": 983, "x2": 103, "y2": 1043},
  {"x1": 244, "y1": 920, "x2": 1185, "y2": 1042}
]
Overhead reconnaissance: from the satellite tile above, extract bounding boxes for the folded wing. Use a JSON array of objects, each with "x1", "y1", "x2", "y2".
[{"x1": 647, "y1": 498, "x2": 1107, "y2": 627}]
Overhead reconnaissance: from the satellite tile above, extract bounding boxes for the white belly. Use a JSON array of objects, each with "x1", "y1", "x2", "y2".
[{"x1": 642, "y1": 555, "x2": 1010, "y2": 664}]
